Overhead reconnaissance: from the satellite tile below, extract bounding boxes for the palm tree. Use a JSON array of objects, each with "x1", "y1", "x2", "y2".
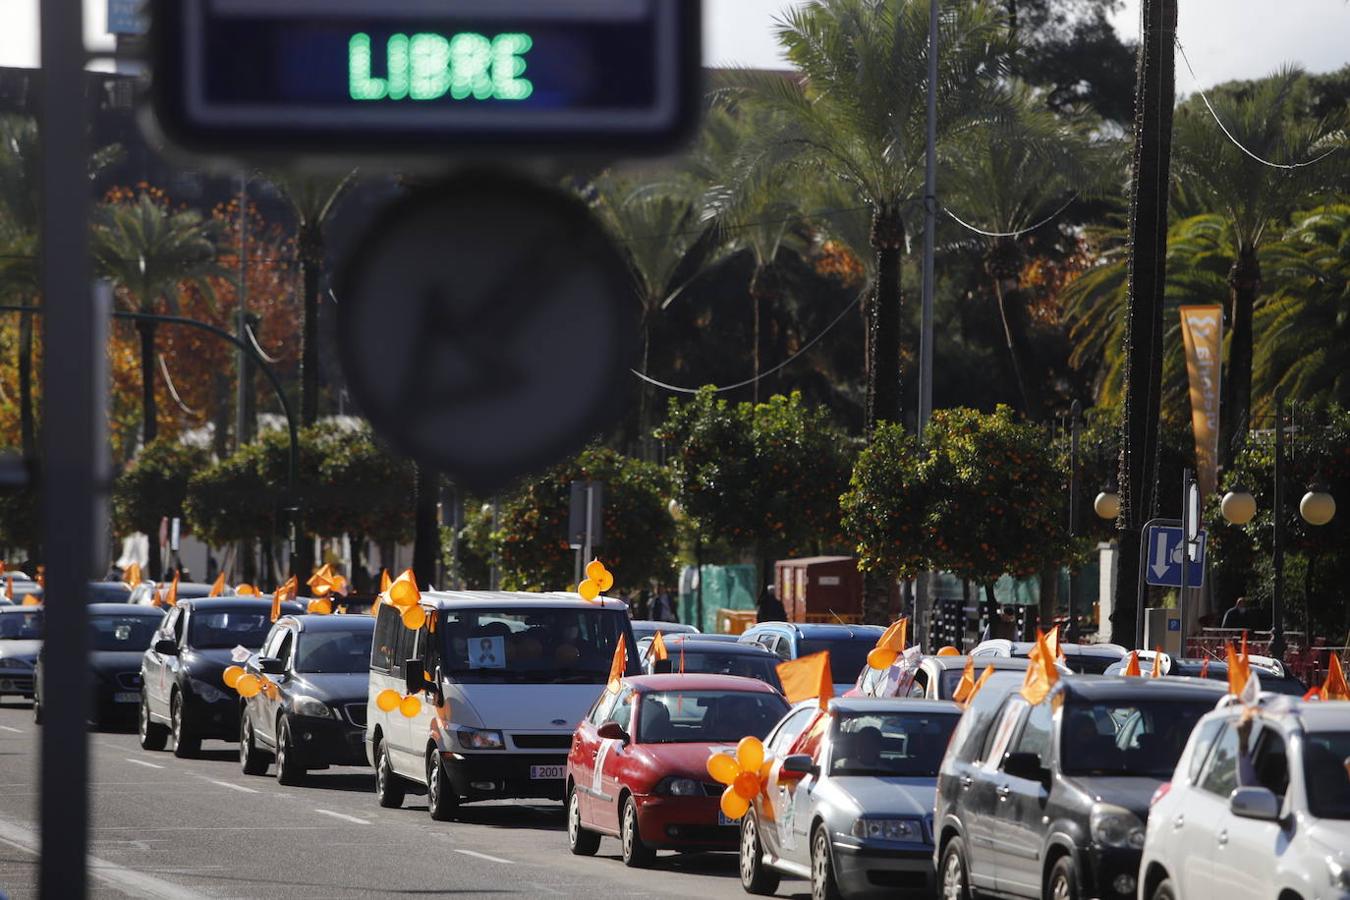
[
  {"x1": 945, "y1": 83, "x2": 1115, "y2": 419},
  {"x1": 267, "y1": 171, "x2": 359, "y2": 426},
  {"x1": 1171, "y1": 66, "x2": 1347, "y2": 466},
  {"x1": 737, "y1": 0, "x2": 1015, "y2": 433},
  {"x1": 91, "y1": 191, "x2": 228, "y2": 447}
]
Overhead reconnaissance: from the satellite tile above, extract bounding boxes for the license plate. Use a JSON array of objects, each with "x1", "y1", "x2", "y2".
[
  {"x1": 530, "y1": 765, "x2": 564, "y2": 780},
  {"x1": 718, "y1": 811, "x2": 738, "y2": 827},
  {"x1": 114, "y1": 692, "x2": 139, "y2": 703}
]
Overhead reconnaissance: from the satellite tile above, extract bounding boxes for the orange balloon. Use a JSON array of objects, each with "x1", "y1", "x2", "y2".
[
  {"x1": 236, "y1": 583, "x2": 259, "y2": 597},
  {"x1": 937, "y1": 646, "x2": 960, "y2": 657},
  {"x1": 376, "y1": 689, "x2": 401, "y2": 712},
  {"x1": 402, "y1": 605, "x2": 426, "y2": 630},
  {"x1": 399, "y1": 695, "x2": 422, "y2": 718},
  {"x1": 720, "y1": 786, "x2": 751, "y2": 819},
  {"x1": 736, "y1": 736, "x2": 765, "y2": 773},
  {"x1": 595, "y1": 571, "x2": 615, "y2": 592},
  {"x1": 577, "y1": 579, "x2": 599, "y2": 601},
  {"x1": 867, "y1": 648, "x2": 898, "y2": 670},
  {"x1": 706, "y1": 752, "x2": 740, "y2": 785},
  {"x1": 308, "y1": 598, "x2": 333, "y2": 615},
  {"x1": 222, "y1": 665, "x2": 245, "y2": 689},
  {"x1": 733, "y1": 771, "x2": 760, "y2": 800},
  {"x1": 585, "y1": 559, "x2": 608, "y2": 581},
  {"x1": 236, "y1": 674, "x2": 261, "y2": 698}
]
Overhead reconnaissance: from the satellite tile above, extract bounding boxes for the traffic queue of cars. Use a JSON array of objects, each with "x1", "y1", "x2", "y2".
[{"x1": 11, "y1": 585, "x2": 1348, "y2": 900}]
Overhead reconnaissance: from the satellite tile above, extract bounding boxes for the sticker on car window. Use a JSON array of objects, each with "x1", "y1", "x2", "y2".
[{"x1": 469, "y1": 636, "x2": 506, "y2": 669}]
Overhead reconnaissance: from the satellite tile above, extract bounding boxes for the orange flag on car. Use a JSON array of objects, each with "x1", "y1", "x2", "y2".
[
  {"x1": 1123, "y1": 651, "x2": 1142, "y2": 677},
  {"x1": 1225, "y1": 635, "x2": 1259, "y2": 704},
  {"x1": 867, "y1": 618, "x2": 909, "y2": 670},
  {"x1": 208, "y1": 571, "x2": 227, "y2": 598},
  {"x1": 1150, "y1": 648, "x2": 1164, "y2": 678},
  {"x1": 606, "y1": 638, "x2": 626, "y2": 695},
  {"x1": 951, "y1": 657, "x2": 977, "y2": 705},
  {"x1": 1199, "y1": 657, "x2": 1210, "y2": 679},
  {"x1": 1321, "y1": 655, "x2": 1349, "y2": 702},
  {"x1": 968, "y1": 665, "x2": 995, "y2": 703},
  {"x1": 123, "y1": 563, "x2": 142, "y2": 588},
  {"x1": 1019, "y1": 630, "x2": 1059, "y2": 705},
  {"x1": 777, "y1": 651, "x2": 833, "y2": 709},
  {"x1": 650, "y1": 631, "x2": 669, "y2": 662},
  {"x1": 164, "y1": 573, "x2": 180, "y2": 607}
]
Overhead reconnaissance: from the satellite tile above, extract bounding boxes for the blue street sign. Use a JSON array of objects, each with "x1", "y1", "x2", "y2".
[
  {"x1": 108, "y1": 0, "x2": 147, "y2": 35},
  {"x1": 1143, "y1": 525, "x2": 1207, "y2": 588}
]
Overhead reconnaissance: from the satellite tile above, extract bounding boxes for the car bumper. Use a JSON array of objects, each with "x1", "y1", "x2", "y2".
[
  {"x1": 831, "y1": 837, "x2": 935, "y2": 898},
  {"x1": 439, "y1": 752, "x2": 568, "y2": 801},
  {"x1": 285, "y1": 715, "x2": 368, "y2": 768},
  {"x1": 183, "y1": 694, "x2": 239, "y2": 740},
  {"x1": 0, "y1": 672, "x2": 35, "y2": 697},
  {"x1": 92, "y1": 683, "x2": 143, "y2": 721},
  {"x1": 1083, "y1": 845, "x2": 1142, "y2": 899},
  {"x1": 634, "y1": 794, "x2": 738, "y2": 850}
]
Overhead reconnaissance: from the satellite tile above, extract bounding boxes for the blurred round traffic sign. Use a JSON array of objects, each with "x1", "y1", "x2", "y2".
[{"x1": 336, "y1": 172, "x2": 636, "y2": 491}]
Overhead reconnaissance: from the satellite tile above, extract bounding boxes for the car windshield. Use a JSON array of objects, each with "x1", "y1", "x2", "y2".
[
  {"x1": 799, "y1": 638, "x2": 874, "y2": 684},
  {"x1": 89, "y1": 613, "x2": 159, "y2": 651},
  {"x1": 294, "y1": 628, "x2": 373, "y2": 674},
  {"x1": 437, "y1": 607, "x2": 634, "y2": 684},
  {"x1": 1060, "y1": 700, "x2": 1216, "y2": 777},
  {"x1": 830, "y1": 710, "x2": 960, "y2": 777},
  {"x1": 1303, "y1": 731, "x2": 1350, "y2": 819},
  {"x1": 637, "y1": 690, "x2": 787, "y2": 744},
  {"x1": 1066, "y1": 655, "x2": 1119, "y2": 675},
  {"x1": 679, "y1": 652, "x2": 782, "y2": 690},
  {"x1": 0, "y1": 611, "x2": 43, "y2": 640},
  {"x1": 188, "y1": 609, "x2": 273, "y2": 649},
  {"x1": 87, "y1": 583, "x2": 132, "y2": 603}
]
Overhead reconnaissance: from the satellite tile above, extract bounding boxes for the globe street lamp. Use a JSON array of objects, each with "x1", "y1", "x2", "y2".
[{"x1": 1094, "y1": 488, "x2": 1121, "y2": 522}]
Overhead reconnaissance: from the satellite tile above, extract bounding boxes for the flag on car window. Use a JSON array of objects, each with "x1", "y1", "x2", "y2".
[
  {"x1": 1123, "y1": 651, "x2": 1141, "y2": 676},
  {"x1": 1150, "y1": 647, "x2": 1163, "y2": 678},
  {"x1": 1321, "y1": 655, "x2": 1349, "y2": 702},
  {"x1": 650, "y1": 631, "x2": 668, "y2": 662},
  {"x1": 952, "y1": 657, "x2": 976, "y2": 706},
  {"x1": 1019, "y1": 630, "x2": 1059, "y2": 705},
  {"x1": 208, "y1": 571, "x2": 226, "y2": 597},
  {"x1": 606, "y1": 637, "x2": 626, "y2": 695},
  {"x1": 866, "y1": 618, "x2": 908, "y2": 670},
  {"x1": 777, "y1": 651, "x2": 832, "y2": 709}
]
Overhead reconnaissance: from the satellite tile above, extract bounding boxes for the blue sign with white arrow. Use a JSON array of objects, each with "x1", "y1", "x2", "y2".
[{"x1": 1143, "y1": 525, "x2": 1206, "y2": 588}]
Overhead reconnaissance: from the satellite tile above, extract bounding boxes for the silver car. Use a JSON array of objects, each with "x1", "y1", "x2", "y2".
[{"x1": 739, "y1": 696, "x2": 962, "y2": 900}]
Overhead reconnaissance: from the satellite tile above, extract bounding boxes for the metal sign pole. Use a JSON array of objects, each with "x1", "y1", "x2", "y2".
[
  {"x1": 583, "y1": 484, "x2": 595, "y2": 566},
  {"x1": 39, "y1": 1, "x2": 97, "y2": 894},
  {"x1": 1179, "y1": 469, "x2": 1190, "y2": 654}
]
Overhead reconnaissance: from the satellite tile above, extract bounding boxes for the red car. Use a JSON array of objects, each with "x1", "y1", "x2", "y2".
[{"x1": 566, "y1": 673, "x2": 790, "y2": 867}]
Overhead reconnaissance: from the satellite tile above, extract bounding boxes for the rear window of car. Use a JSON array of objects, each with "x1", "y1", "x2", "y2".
[
  {"x1": 831, "y1": 710, "x2": 959, "y2": 777},
  {"x1": 1060, "y1": 699, "x2": 1216, "y2": 778},
  {"x1": 1067, "y1": 655, "x2": 1119, "y2": 675},
  {"x1": 681, "y1": 651, "x2": 782, "y2": 690},
  {"x1": 799, "y1": 637, "x2": 873, "y2": 684},
  {"x1": 89, "y1": 613, "x2": 160, "y2": 651},
  {"x1": 637, "y1": 690, "x2": 787, "y2": 744},
  {"x1": 188, "y1": 609, "x2": 272, "y2": 649}
]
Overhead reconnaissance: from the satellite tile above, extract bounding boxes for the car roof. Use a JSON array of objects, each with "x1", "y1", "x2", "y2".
[
  {"x1": 0, "y1": 604, "x2": 41, "y2": 613},
  {"x1": 630, "y1": 620, "x2": 697, "y2": 630},
  {"x1": 749, "y1": 622, "x2": 884, "y2": 640},
  {"x1": 928, "y1": 654, "x2": 1032, "y2": 671},
  {"x1": 420, "y1": 591, "x2": 629, "y2": 612},
  {"x1": 1057, "y1": 674, "x2": 1227, "y2": 701},
  {"x1": 623, "y1": 673, "x2": 784, "y2": 694},
  {"x1": 275, "y1": 614, "x2": 376, "y2": 633},
  {"x1": 827, "y1": 696, "x2": 962, "y2": 716},
  {"x1": 975, "y1": 639, "x2": 1126, "y2": 657},
  {"x1": 88, "y1": 603, "x2": 165, "y2": 616},
  {"x1": 663, "y1": 637, "x2": 772, "y2": 653},
  {"x1": 179, "y1": 597, "x2": 304, "y2": 613}
]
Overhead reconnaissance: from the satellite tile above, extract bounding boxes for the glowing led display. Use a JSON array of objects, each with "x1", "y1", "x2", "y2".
[{"x1": 349, "y1": 32, "x2": 534, "y2": 102}]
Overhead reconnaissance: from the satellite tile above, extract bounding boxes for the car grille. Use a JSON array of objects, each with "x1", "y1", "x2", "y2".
[
  {"x1": 0, "y1": 675, "x2": 34, "y2": 692},
  {"x1": 702, "y1": 782, "x2": 724, "y2": 797},
  {"x1": 344, "y1": 704, "x2": 367, "y2": 727},
  {"x1": 510, "y1": 734, "x2": 572, "y2": 750},
  {"x1": 116, "y1": 672, "x2": 142, "y2": 690}
]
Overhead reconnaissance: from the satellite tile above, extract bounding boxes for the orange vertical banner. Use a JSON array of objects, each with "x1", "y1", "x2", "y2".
[{"x1": 1180, "y1": 305, "x2": 1224, "y2": 497}]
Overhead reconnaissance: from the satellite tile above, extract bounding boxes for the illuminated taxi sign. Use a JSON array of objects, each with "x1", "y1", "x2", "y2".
[{"x1": 149, "y1": 0, "x2": 700, "y2": 156}]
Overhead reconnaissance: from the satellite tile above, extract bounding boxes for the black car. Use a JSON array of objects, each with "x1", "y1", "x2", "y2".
[
  {"x1": 644, "y1": 636, "x2": 784, "y2": 691},
  {"x1": 239, "y1": 614, "x2": 374, "y2": 784},
  {"x1": 1101, "y1": 655, "x2": 1308, "y2": 696},
  {"x1": 139, "y1": 597, "x2": 303, "y2": 757},
  {"x1": 934, "y1": 676, "x2": 1227, "y2": 900},
  {"x1": 35, "y1": 603, "x2": 165, "y2": 727}
]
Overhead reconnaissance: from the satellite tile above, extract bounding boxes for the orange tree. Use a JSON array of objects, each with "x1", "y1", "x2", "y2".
[
  {"x1": 659, "y1": 389, "x2": 856, "y2": 582},
  {"x1": 111, "y1": 439, "x2": 211, "y2": 577},
  {"x1": 465, "y1": 446, "x2": 676, "y2": 593},
  {"x1": 840, "y1": 423, "x2": 935, "y2": 584}
]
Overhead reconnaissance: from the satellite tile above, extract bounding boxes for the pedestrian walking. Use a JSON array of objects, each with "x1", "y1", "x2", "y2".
[
  {"x1": 756, "y1": 584, "x2": 786, "y2": 623},
  {"x1": 651, "y1": 590, "x2": 677, "y2": 623},
  {"x1": 1221, "y1": 596, "x2": 1249, "y2": 630}
]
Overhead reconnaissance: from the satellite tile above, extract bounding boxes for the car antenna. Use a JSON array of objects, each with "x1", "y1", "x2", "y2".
[{"x1": 828, "y1": 609, "x2": 845, "y2": 624}]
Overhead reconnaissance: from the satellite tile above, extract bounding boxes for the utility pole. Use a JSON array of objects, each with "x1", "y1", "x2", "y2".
[
  {"x1": 918, "y1": 0, "x2": 938, "y2": 439},
  {"x1": 1067, "y1": 400, "x2": 1081, "y2": 641}
]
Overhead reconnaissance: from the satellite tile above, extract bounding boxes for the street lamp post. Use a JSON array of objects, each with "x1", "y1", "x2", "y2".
[{"x1": 1066, "y1": 401, "x2": 1082, "y2": 641}]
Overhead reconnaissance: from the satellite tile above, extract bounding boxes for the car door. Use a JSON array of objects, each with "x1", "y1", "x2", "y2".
[
  {"x1": 783, "y1": 710, "x2": 831, "y2": 869},
  {"x1": 142, "y1": 606, "x2": 176, "y2": 716},
  {"x1": 995, "y1": 701, "x2": 1054, "y2": 897},
  {"x1": 964, "y1": 698, "x2": 1026, "y2": 894},
  {"x1": 154, "y1": 607, "x2": 186, "y2": 719},
  {"x1": 405, "y1": 620, "x2": 437, "y2": 775},
  {"x1": 571, "y1": 691, "x2": 614, "y2": 828},
  {"x1": 256, "y1": 628, "x2": 294, "y2": 748},
  {"x1": 1210, "y1": 724, "x2": 1290, "y2": 900},
  {"x1": 592, "y1": 686, "x2": 636, "y2": 835},
  {"x1": 385, "y1": 619, "x2": 418, "y2": 776},
  {"x1": 758, "y1": 705, "x2": 817, "y2": 859},
  {"x1": 244, "y1": 625, "x2": 283, "y2": 745},
  {"x1": 1180, "y1": 721, "x2": 1241, "y2": 898}
]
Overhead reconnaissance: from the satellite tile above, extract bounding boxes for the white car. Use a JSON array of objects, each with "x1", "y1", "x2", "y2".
[
  {"x1": 1139, "y1": 694, "x2": 1350, "y2": 900},
  {"x1": 968, "y1": 637, "x2": 1128, "y2": 674}
]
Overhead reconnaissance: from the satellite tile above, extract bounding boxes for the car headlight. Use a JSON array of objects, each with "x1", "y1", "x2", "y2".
[
  {"x1": 454, "y1": 726, "x2": 505, "y2": 750},
  {"x1": 1328, "y1": 856, "x2": 1350, "y2": 890},
  {"x1": 1090, "y1": 803, "x2": 1145, "y2": 849},
  {"x1": 850, "y1": 817, "x2": 926, "y2": 843},
  {"x1": 189, "y1": 678, "x2": 228, "y2": 703},
  {"x1": 291, "y1": 697, "x2": 333, "y2": 719},
  {"x1": 656, "y1": 777, "x2": 704, "y2": 797}
]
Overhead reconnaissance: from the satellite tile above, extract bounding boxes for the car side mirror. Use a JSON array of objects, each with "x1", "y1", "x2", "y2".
[
  {"x1": 404, "y1": 658, "x2": 427, "y2": 695},
  {"x1": 780, "y1": 754, "x2": 819, "y2": 780},
  {"x1": 153, "y1": 638, "x2": 178, "y2": 656},
  {"x1": 258, "y1": 657, "x2": 285, "y2": 676},
  {"x1": 1003, "y1": 751, "x2": 1050, "y2": 786},
  {"x1": 1229, "y1": 786, "x2": 1279, "y2": 821},
  {"x1": 596, "y1": 721, "x2": 629, "y2": 744}
]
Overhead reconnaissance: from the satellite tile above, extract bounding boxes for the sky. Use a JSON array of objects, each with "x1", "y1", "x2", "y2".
[{"x1": 0, "y1": 0, "x2": 1346, "y2": 97}]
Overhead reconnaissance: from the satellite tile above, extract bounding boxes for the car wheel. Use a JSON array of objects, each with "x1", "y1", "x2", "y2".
[
  {"x1": 940, "y1": 836, "x2": 972, "y2": 900},
  {"x1": 274, "y1": 718, "x2": 305, "y2": 785},
  {"x1": 811, "y1": 824, "x2": 843, "y2": 900},
  {"x1": 1048, "y1": 855, "x2": 1079, "y2": 900},
  {"x1": 567, "y1": 786, "x2": 601, "y2": 856},
  {"x1": 620, "y1": 795, "x2": 655, "y2": 868},
  {"x1": 138, "y1": 692, "x2": 168, "y2": 751},
  {"x1": 239, "y1": 714, "x2": 269, "y2": 776},
  {"x1": 426, "y1": 749, "x2": 458, "y2": 821},
  {"x1": 1152, "y1": 878, "x2": 1178, "y2": 900},
  {"x1": 740, "y1": 813, "x2": 781, "y2": 895},
  {"x1": 375, "y1": 741, "x2": 406, "y2": 809},
  {"x1": 170, "y1": 692, "x2": 199, "y2": 758},
  {"x1": 32, "y1": 696, "x2": 41, "y2": 725}
]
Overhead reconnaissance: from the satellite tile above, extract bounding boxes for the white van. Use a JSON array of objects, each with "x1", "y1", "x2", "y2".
[{"x1": 365, "y1": 591, "x2": 638, "y2": 820}]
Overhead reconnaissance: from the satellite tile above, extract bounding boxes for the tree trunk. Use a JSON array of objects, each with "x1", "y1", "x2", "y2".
[
  {"x1": 1221, "y1": 245, "x2": 1261, "y2": 469},
  {"x1": 299, "y1": 224, "x2": 323, "y2": 426},
  {"x1": 867, "y1": 204, "x2": 905, "y2": 435},
  {"x1": 637, "y1": 313, "x2": 653, "y2": 457},
  {"x1": 987, "y1": 239, "x2": 1040, "y2": 420},
  {"x1": 412, "y1": 463, "x2": 440, "y2": 588},
  {"x1": 17, "y1": 297, "x2": 35, "y2": 461},
  {"x1": 136, "y1": 318, "x2": 158, "y2": 444},
  {"x1": 750, "y1": 267, "x2": 764, "y2": 404},
  {"x1": 1111, "y1": 0, "x2": 1176, "y2": 650}
]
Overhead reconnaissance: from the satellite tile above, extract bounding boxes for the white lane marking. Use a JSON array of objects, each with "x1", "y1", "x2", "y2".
[
  {"x1": 125, "y1": 758, "x2": 165, "y2": 769},
  {"x1": 453, "y1": 848, "x2": 513, "y2": 864},
  {"x1": 0, "y1": 815, "x2": 208, "y2": 900},
  {"x1": 313, "y1": 808, "x2": 370, "y2": 825},
  {"x1": 0, "y1": 726, "x2": 23, "y2": 734},
  {"x1": 207, "y1": 779, "x2": 258, "y2": 794}
]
